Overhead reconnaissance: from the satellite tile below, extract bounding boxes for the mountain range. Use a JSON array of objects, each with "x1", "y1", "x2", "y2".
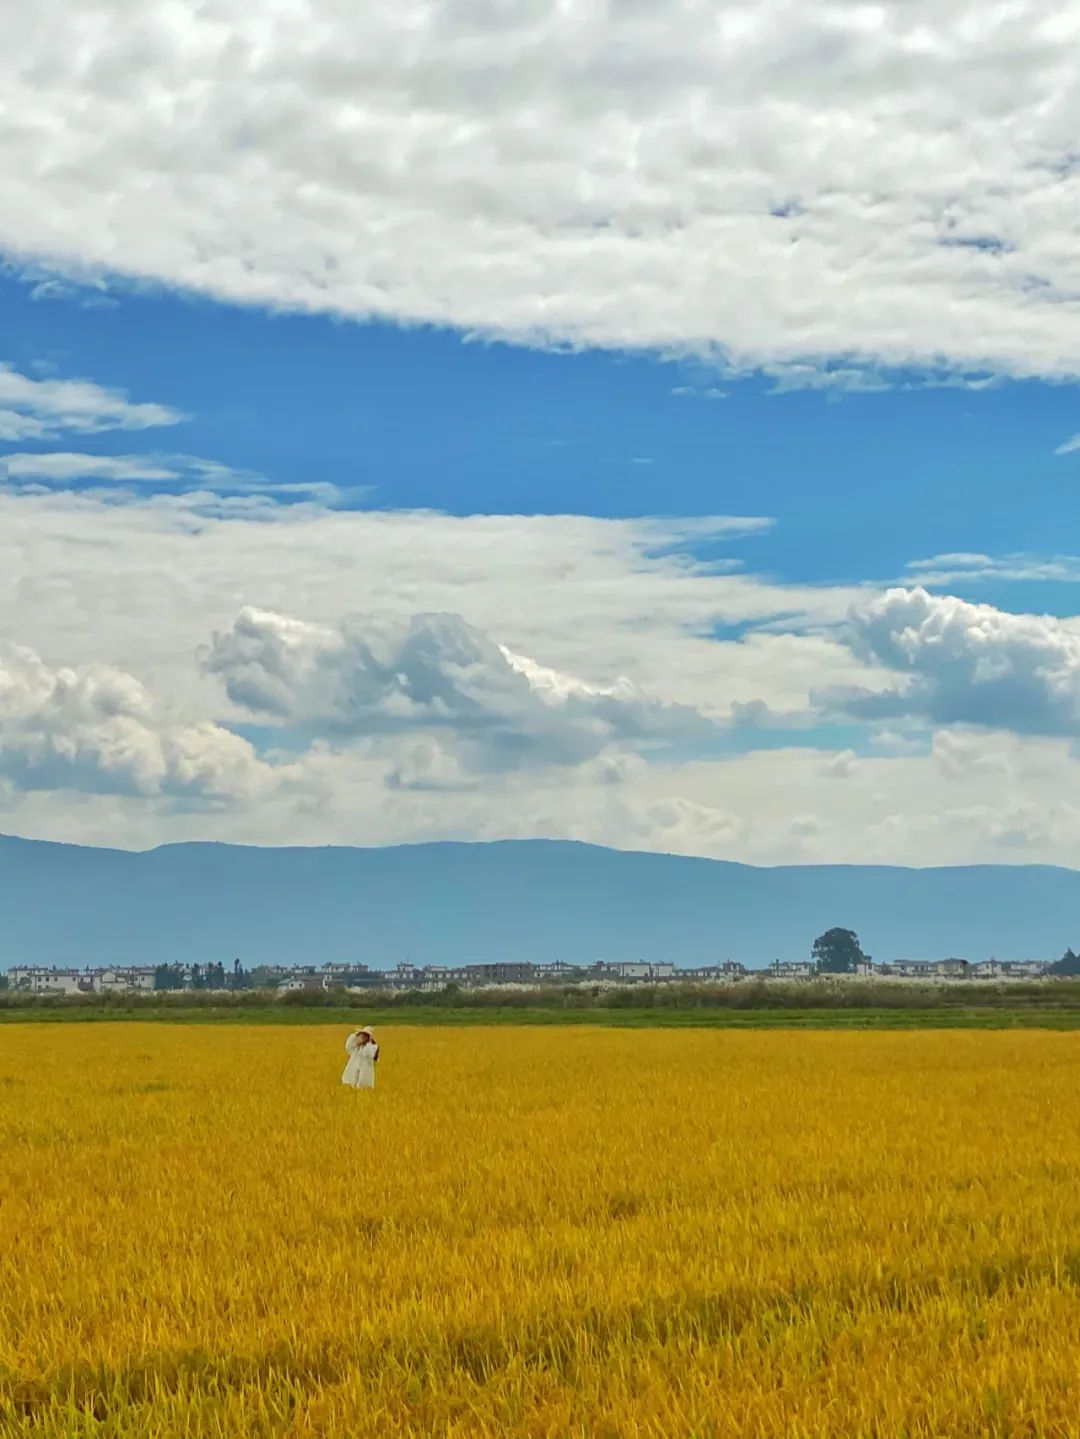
[{"x1": 1, "y1": 833, "x2": 1077, "y2": 970}]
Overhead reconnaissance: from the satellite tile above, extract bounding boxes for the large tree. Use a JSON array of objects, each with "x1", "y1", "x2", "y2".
[
  {"x1": 1050, "y1": 947, "x2": 1080, "y2": 976},
  {"x1": 812, "y1": 927, "x2": 867, "y2": 974}
]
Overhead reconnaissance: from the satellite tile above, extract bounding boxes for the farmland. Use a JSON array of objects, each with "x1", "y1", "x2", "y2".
[{"x1": 4, "y1": 1024, "x2": 1080, "y2": 1436}]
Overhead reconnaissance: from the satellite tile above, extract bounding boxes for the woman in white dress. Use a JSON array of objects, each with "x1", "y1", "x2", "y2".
[{"x1": 341, "y1": 1026, "x2": 379, "y2": 1089}]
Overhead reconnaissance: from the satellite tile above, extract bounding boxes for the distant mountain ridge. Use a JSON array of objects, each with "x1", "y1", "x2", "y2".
[{"x1": 1, "y1": 833, "x2": 1077, "y2": 970}]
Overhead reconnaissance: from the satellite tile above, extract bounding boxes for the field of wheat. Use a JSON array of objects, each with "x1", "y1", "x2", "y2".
[{"x1": 3, "y1": 1022, "x2": 1080, "y2": 1437}]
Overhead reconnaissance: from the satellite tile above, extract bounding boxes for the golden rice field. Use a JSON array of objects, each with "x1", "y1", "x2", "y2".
[{"x1": 4, "y1": 1024, "x2": 1080, "y2": 1438}]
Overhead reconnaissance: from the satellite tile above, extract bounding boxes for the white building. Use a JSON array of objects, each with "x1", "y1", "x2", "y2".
[
  {"x1": 612, "y1": 962, "x2": 654, "y2": 981},
  {"x1": 89, "y1": 966, "x2": 156, "y2": 992},
  {"x1": 970, "y1": 959, "x2": 1003, "y2": 979},
  {"x1": 688, "y1": 962, "x2": 746, "y2": 980},
  {"x1": 882, "y1": 960, "x2": 936, "y2": 979},
  {"x1": 764, "y1": 960, "x2": 816, "y2": 980},
  {"x1": 277, "y1": 975, "x2": 329, "y2": 993},
  {"x1": 589, "y1": 961, "x2": 676, "y2": 981},
  {"x1": 7, "y1": 965, "x2": 87, "y2": 994},
  {"x1": 44, "y1": 971, "x2": 85, "y2": 995},
  {"x1": 7, "y1": 964, "x2": 41, "y2": 990},
  {"x1": 413, "y1": 966, "x2": 452, "y2": 991}
]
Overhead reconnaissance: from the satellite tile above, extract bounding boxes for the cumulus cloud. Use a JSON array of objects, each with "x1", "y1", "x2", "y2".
[
  {"x1": 821, "y1": 587, "x2": 1080, "y2": 736},
  {"x1": 638, "y1": 795, "x2": 749, "y2": 851},
  {"x1": 0, "y1": 361, "x2": 183, "y2": 441},
  {"x1": 824, "y1": 748, "x2": 859, "y2": 778},
  {"x1": 4, "y1": 1, "x2": 1080, "y2": 378},
  {"x1": 204, "y1": 605, "x2": 712, "y2": 770},
  {"x1": 931, "y1": 729, "x2": 1014, "y2": 779},
  {"x1": 0, "y1": 640, "x2": 267, "y2": 799},
  {"x1": 385, "y1": 738, "x2": 475, "y2": 793}
]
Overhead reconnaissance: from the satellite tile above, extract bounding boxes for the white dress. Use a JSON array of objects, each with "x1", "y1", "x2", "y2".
[{"x1": 341, "y1": 1034, "x2": 379, "y2": 1089}]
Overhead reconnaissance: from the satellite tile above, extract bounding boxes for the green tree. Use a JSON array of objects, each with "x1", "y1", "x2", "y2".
[
  {"x1": 1050, "y1": 947, "x2": 1080, "y2": 976},
  {"x1": 812, "y1": 927, "x2": 867, "y2": 974}
]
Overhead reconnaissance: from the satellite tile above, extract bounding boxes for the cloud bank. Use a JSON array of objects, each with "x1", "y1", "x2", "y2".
[
  {"x1": 3, "y1": 482, "x2": 1080, "y2": 865},
  {"x1": 4, "y1": 0, "x2": 1080, "y2": 377}
]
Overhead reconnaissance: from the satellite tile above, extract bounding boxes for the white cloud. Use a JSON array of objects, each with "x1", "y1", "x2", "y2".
[
  {"x1": 823, "y1": 586, "x2": 1080, "y2": 736},
  {"x1": 907, "y1": 553, "x2": 996, "y2": 573},
  {"x1": 931, "y1": 728, "x2": 1013, "y2": 779},
  {"x1": 0, "y1": 362, "x2": 183, "y2": 441},
  {"x1": 0, "y1": 485, "x2": 894, "y2": 850},
  {"x1": 763, "y1": 365, "x2": 1005, "y2": 395},
  {"x1": 0, "y1": 640, "x2": 268, "y2": 799},
  {"x1": 10, "y1": 720, "x2": 1080, "y2": 869},
  {"x1": 4, "y1": 1, "x2": 1080, "y2": 378},
  {"x1": 384, "y1": 738, "x2": 475, "y2": 793},
  {"x1": 671, "y1": 386, "x2": 727, "y2": 401},
  {"x1": 0, "y1": 450, "x2": 337, "y2": 499},
  {"x1": 204, "y1": 605, "x2": 713, "y2": 769},
  {"x1": 0, "y1": 489, "x2": 853, "y2": 726},
  {"x1": 765, "y1": 365, "x2": 892, "y2": 395},
  {"x1": 824, "y1": 748, "x2": 859, "y2": 778},
  {"x1": 5, "y1": 483, "x2": 1079, "y2": 866},
  {"x1": 638, "y1": 795, "x2": 750, "y2": 851},
  {"x1": 1055, "y1": 433, "x2": 1080, "y2": 456},
  {"x1": 1, "y1": 453, "x2": 180, "y2": 483},
  {"x1": 28, "y1": 275, "x2": 116, "y2": 308},
  {"x1": 904, "y1": 552, "x2": 1080, "y2": 586},
  {"x1": 593, "y1": 732, "x2": 1080, "y2": 866}
]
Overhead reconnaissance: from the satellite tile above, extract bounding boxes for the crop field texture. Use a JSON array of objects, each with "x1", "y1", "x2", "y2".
[{"x1": 3, "y1": 1025, "x2": 1080, "y2": 1438}]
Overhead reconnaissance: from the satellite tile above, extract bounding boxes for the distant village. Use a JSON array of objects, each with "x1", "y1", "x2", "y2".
[{"x1": 3, "y1": 954, "x2": 1054, "y2": 996}]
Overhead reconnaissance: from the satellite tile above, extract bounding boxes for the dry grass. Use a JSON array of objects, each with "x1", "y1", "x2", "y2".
[{"x1": 3, "y1": 1023, "x2": 1080, "y2": 1436}]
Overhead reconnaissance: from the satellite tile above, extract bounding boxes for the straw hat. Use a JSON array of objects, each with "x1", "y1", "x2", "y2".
[{"x1": 357, "y1": 1025, "x2": 375, "y2": 1040}]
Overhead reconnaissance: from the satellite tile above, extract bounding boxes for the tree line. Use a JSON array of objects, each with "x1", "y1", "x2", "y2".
[{"x1": 152, "y1": 960, "x2": 291, "y2": 990}]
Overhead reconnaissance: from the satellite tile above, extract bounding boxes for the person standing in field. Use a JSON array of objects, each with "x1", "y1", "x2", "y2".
[{"x1": 341, "y1": 1026, "x2": 379, "y2": 1090}]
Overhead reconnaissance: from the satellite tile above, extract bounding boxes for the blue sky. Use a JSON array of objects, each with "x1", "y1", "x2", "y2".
[
  {"x1": 4, "y1": 0, "x2": 1080, "y2": 867},
  {"x1": 8, "y1": 269, "x2": 1080, "y2": 605}
]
